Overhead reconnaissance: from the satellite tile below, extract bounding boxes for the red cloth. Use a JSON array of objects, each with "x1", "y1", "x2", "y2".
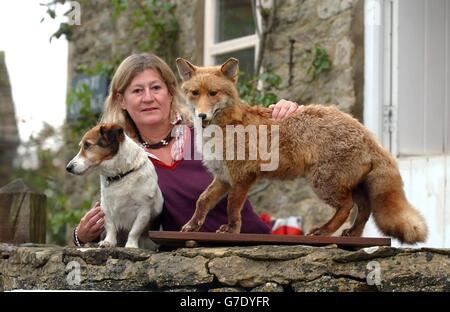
[{"x1": 260, "y1": 213, "x2": 303, "y2": 235}]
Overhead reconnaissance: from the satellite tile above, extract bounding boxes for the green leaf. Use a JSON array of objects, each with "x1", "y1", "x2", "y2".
[
  {"x1": 46, "y1": 8, "x2": 56, "y2": 19},
  {"x1": 50, "y1": 23, "x2": 73, "y2": 42}
]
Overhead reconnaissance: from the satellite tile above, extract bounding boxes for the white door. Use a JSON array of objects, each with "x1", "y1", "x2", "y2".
[{"x1": 364, "y1": 0, "x2": 450, "y2": 247}]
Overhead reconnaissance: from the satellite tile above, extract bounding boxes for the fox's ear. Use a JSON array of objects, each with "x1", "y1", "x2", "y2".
[
  {"x1": 220, "y1": 58, "x2": 239, "y2": 83},
  {"x1": 176, "y1": 58, "x2": 196, "y2": 81}
]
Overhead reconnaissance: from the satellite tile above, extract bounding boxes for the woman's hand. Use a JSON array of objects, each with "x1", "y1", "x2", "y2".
[
  {"x1": 269, "y1": 99, "x2": 304, "y2": 121},
  {"x1": 76, "y1": 201, "x2": 105, "y2": 244}
]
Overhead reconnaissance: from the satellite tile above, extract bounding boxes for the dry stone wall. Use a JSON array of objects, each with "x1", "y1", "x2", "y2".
[{"x1": 1, "y1": 244, "x2": 448, "y2": 292}]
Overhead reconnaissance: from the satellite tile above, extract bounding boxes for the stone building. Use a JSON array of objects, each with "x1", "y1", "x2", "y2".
[
  {"x1": 0, "y1": 51, "x2": 20, "y2": 187},
  {"x1": 65, "y1": 0, "x2": 364, "y2": 234}
]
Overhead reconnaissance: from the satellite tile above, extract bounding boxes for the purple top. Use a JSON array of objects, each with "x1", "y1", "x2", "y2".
[{"x1": 152, "y1": 128, "x2": 270, "y2": 234}]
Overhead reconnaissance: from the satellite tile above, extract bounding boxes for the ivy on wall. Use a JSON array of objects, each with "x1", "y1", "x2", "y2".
[
  {"x1": 307, "y1": 45, "x2": 331, "y2": 80},
  {"x1": 40, "y1": 0, "x2": 78, "y2": 42},
  {"x1": 237, "y1": 70, "x2": 282, "y2": 107}
]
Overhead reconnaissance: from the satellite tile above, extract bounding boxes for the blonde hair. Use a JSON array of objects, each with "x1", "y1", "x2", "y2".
[{"x1": 101, "y1": 53, "x2": 191, "y2": 139}]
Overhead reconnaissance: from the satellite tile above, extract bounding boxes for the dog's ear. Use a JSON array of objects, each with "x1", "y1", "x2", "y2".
[
  {"x1": 220, "y1": 58, "x2": 239, "y2": 83},
  {"x1": 99, "y1": 124, "x2": 124, "y2": 146},
  {"x1": 176, "y1": 58, "x2": 197, "y2": 81}
]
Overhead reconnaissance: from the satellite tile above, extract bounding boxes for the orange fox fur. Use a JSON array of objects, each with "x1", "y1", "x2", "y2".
[{"x1": 176, "y1": 57, "x2": 428, "y2": 244}]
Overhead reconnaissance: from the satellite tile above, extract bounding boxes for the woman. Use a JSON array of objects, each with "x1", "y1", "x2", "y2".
[{"x1": 73, "y1": 53, "x2": 302, "y2": 246}]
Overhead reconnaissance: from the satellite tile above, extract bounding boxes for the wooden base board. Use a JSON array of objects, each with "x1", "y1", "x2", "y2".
[{"x1": 148, "y1": 231, "x2": 391, "y2": 249}]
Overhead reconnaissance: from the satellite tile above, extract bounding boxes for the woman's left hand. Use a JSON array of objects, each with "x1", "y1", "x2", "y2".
[{"x1": 269, "y1": 99, "x2": 304, "y2": 121}]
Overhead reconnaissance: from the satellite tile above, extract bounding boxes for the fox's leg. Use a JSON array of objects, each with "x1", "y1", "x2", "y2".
[
  {"x1": 181, "y1": 178, "x2": 230, "y2": 232},
  {"x1": 307, "y1": 167, "x2": 355, "y2": 236},
  {"x1": 217, "y1": 181, "x2": 255, "y2": 234},
  {"x1": 308, "y1": 193, "x2": 354, "y2": 236},
  {"x1": 342, "y1": 184, "x2": 371, "y2": 237}
]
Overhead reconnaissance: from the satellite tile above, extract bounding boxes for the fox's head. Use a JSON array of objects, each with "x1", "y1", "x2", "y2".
[{"x1": 176, "y1": 58, "x2": 240, "y2": 125}]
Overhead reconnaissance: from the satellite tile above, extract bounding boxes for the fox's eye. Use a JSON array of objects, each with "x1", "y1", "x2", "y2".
[
  {"x1": 209, "y1": 91, "x2": 218, "y2": 96},
  {"x1": 83, "y1": 142, "x2": 91, "y2": 150},
  {"x1": 191, "y1": 90, "x2": 199, "y2": 96}
]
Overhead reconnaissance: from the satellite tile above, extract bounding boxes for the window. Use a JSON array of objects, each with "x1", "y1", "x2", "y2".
[
  {"x1": 204, "y1": 0, "x2": 262, "y2": 79},
  {"x1": 395, "y1": 0, "x2": 450, "y2": 156}
]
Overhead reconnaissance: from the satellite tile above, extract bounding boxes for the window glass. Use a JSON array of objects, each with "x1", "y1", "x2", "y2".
[
  {"x1": 215, "y1": 0, "x2": 255, "y2": 43},
  {"x1": 215, "y1": 47, "x2": 255, "y2": 80}
]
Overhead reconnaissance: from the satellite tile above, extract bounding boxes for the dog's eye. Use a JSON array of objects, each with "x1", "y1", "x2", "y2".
[
  {"x1": 83, "y1": 142, "x2": 91, "y2": 150},
  {"x1": 209, "y1": 91, "x2": 218, "y2": 96},
  {"x1": 191, "y1": 90, "x2": 199, "y2": 96}
]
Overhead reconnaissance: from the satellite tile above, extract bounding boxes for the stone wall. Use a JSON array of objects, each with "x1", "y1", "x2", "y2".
[
  {"x1": 68, "y1": 0, "x2": 204, "y2": 79},
  {"x1": 1, "y1": 244, "x2": 449, "y2": 291},
  {"x1": 250, "y1": 0, "x2": 364, "y2": 232},
  {"x1": 68, "y1": 0, "x2": 363, "y2": 115},
  {"x1": 0, "y1": 51, "x2": 20, "y2": 187},
  {"x1": 264, "y1": 0, "x2": 363, "y2": 117}
]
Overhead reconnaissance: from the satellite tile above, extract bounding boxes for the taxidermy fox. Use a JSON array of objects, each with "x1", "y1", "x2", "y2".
[{"x1": 175, "y1": 57, "x2": 427, "y2": 244}]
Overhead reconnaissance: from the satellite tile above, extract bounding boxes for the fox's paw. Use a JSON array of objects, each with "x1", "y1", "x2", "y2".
[
  {"x1": 307, "y1": 227, "x2": 330, "y2": 236},
  {"x1": 341, "y1": 228, "x2": 362, "y2": 237},
  {"x1": 181, "y1": 220, "x2": 202, "y2": 232},
  {"x1": 216, "y1": 224, "x2": 240, "y2": 234},
  {"x1": 341, "y1": 229, "x2": 354, "y2": 237},
  {"x1": 98, "y1": 240, "x2": 116, "y2": 248}
]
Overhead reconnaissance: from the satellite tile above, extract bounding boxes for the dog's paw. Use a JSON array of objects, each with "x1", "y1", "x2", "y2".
[
  {"x1": 98, "y1": 240, "x2": 116, "y2": 248},
  {"x1": 216, "y1": 224, "x2": 240, "y2": 234},
  {"x1": 180, "y1": 220, "x2": 202, "y2": 232}
]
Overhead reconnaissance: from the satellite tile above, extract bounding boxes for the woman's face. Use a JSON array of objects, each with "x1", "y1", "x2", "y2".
[{"x1": 120, "y1": 68, "x2": 172, "y2": 128}]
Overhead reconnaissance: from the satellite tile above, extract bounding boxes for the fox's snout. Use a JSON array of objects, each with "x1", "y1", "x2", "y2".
[
  {"x1": 194, "y1": 110, "x2": 215, "y2": 128},
  {"x1": 194, "y1": 108, "x2": 214, "y2": 122}
]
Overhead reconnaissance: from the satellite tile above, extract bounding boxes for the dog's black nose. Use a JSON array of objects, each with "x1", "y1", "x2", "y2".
[
  {"x1": 198, "y1": 113, "x2": 207, "y2": 120},
  {"x1": 66, "y1": 163, "x2": 74, "y2": 173}
]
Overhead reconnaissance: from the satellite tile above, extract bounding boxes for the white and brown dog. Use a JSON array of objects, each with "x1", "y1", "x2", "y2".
[{"x1": 66, "y1": 123, "x2": 163, "y2": 249}]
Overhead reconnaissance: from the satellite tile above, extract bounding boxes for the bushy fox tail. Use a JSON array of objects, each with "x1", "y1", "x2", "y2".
[{"x1": 366, "y1": 162, "x2": 428, "y2": 244}]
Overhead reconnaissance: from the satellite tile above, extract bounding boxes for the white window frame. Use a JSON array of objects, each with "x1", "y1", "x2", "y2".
[
  {"x1": 203, "y1": 0, "x2": 264, "y2": 69},
  {"x1": 364, "y1": 0, "x2": 399, "y2": 156}
]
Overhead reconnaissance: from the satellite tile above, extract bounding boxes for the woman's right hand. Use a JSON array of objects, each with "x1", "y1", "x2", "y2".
[{"x1": 76, "y1": 201, "x2": 105, "y2": 244}]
